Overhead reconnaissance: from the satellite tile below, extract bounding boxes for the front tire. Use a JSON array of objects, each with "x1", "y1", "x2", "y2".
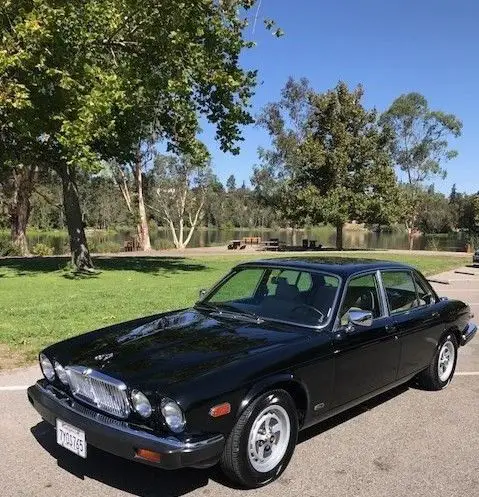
[
  {"x1": 417, "y1": 333, "x2": 458, "y2": 390},
  {"x1": 220, "y1": 389, "x2": 298, "y2": 488}
]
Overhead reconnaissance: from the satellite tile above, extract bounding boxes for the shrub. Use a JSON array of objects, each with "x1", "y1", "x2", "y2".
[
  {"x1": 90, "y1": 240, "x2": 122, "y2": 253},
  {"x1": 0, "y1": 240, "x2": 25, "y2": 256},
  {"x1": 152, "y1": 238, "x2": 175, "y2": 250},
  {"x1": 148, "y1": 219, "x2": 159, "y2": 233},
  {"x1": 31, "y1": 243, "x2": 54, "y2": 256}
]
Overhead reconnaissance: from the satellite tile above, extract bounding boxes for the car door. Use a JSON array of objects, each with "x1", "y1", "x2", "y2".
[
  {"x1": 380, "y1": 269, "x2": 445, "y2": 379},
  {"x1": 332, "y1": 271, "x2": 400, "y2": 407}
]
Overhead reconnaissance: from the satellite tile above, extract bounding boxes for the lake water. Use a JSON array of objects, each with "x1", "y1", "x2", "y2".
[{"x1": 0, "y1": 227, "x2": 469, "y2": 254}]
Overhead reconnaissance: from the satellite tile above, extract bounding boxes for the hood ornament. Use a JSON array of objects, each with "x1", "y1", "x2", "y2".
[{"x1": 94, "y1": 353, "x2": 114, "y2": 363}]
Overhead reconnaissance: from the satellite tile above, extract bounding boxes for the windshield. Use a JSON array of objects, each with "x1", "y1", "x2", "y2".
[{"x1": 199, "y1": 266, "x2": 340, "y2": 328}]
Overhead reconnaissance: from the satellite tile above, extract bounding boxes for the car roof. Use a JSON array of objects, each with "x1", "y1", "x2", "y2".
[{"x1": 237, "y1": 257, "x2": 415, "y2": 277}]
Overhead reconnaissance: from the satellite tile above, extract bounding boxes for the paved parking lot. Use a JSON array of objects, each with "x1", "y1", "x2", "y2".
[{"x1": 0, "y1": 266, "x2": 477, "y2": 497}]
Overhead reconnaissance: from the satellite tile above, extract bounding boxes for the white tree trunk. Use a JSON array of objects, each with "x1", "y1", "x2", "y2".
[{"x1": 134, "y1": 153, "x2": 151, "y2": 251}]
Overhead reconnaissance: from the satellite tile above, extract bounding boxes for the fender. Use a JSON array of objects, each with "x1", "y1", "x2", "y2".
[{"x1": 237, "y1": 372, "x2": 310, "y2": 421}]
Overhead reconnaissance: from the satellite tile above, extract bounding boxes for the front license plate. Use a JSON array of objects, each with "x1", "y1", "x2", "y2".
[{"x1": 56, "y1": 419, "x2": 87, "y2": 458}]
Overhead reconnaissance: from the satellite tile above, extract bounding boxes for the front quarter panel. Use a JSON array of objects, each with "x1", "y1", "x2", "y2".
[{"x1": 172, "y1": 331, "x2": 335, "y2": 437}]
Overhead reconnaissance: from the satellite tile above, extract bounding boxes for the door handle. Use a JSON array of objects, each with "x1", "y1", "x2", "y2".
[
  {"x1": 385, "y1": 324, "x2": 397, "y2": 333},
  {"x1": 431, "y1": 311, "x2": 440, "y2": 318}
]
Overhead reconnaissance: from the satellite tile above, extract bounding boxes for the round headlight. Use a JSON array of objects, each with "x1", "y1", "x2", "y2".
[
  {"x1": 161, "y1": 398, "x2": 185, "y2": 433},
  {"x1": 39, "y1": 353, "x2": 55, "y2": 381},
  {"x1": 54, "y1": 361, "x2": 69, "y2": 385},
  {"x1": 131, "y1": 390, "x2": 152, "y2": 418}
]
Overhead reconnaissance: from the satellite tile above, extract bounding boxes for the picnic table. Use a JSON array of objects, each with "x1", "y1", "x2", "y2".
[
  {"x1": 242, "y1": 236, "x2": 262, "y2": 245},
  {"x1": 261, "y1": 239, "x2": 285, "y2": 251},
  {"x1": 227, "y1": 240, "x2": 246, "y2": 250}
]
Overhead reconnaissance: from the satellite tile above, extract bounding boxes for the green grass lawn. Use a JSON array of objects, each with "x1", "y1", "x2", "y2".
[{"x1": 0, "y1": 252, "x2": 467, "y2": 368}]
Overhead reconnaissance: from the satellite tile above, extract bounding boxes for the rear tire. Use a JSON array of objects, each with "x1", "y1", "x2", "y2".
[
  {"x1": 417, "y1": 333, "x2": 458, "y2": 390},
  {"x1": 220, "y1": 389, "x2": 298, "y2": 488}
]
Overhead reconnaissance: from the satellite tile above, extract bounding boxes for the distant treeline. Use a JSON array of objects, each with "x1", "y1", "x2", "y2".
[
  {"x1": 0, "y1": 169, "x2": 476, "y2": 236},
  {"x1": 0, "y1": 171, "x2": 281, "y2": 233}
]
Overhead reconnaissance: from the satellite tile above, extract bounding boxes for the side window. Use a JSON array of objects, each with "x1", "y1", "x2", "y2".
[
  {"x1": 340, "y1": 273, "x2": 382, "y2": 326},
  {"x1": 414, "y1": 272, "x2": 436, "y2": 305},
  {"x1": 381, "y1": 271, "x2": 419, "y2": 314}
]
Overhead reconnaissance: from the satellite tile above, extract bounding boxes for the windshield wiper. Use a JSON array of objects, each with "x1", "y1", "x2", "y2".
[{"x1": 194, "y1": 302, "x2": 264, "y2": 324}]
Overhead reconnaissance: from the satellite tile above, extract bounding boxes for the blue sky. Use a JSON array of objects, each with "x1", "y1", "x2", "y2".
[{"x1": 200, "y1": 0, "x2": 478, "y2": 194}]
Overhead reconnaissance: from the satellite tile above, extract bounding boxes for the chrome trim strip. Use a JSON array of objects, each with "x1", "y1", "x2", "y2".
[
  {"x1": 67, "y1": 365, "x2": 128, "y2": 389},
  {"x1": 39, "y1": 383, "x2": 223, "y2": 450}
]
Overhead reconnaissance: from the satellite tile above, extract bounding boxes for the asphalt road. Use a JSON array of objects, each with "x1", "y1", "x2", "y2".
[{"x1": 0, "y1": 267, "x2": 478, "y2": 497}]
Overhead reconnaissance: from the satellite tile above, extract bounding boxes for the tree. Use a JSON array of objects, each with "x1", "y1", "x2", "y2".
[
  {"x1": 297, "y1": 82, "x2": 399, "y2": 249},
  {"x1": 0, "y1": 164, "x2": 36, "y2": 255},
  {"x1": 380, "y1": 93, "x2": 462, "y2": 248},
  {"x1": 416, "y1": 187, "x2": 456, "y2": 234},
  {"x1": 253, "y1": 77, "x2": 313, "y2": 242},
  {"x1": 1, "y1": 0, "x2": 265, "y2": 269},
  {"x1": 151, "y1": 153, "x2": 211, "y2": 249},
  {"x1": 449, "y1": 183, "x2": 458, "y2": 203},
  {"x1": 226, "y1": 174, "x2": 237, "y2": 192},
  {"x1": 256, "y1": 79, "x2": 399, "y2": 249}
]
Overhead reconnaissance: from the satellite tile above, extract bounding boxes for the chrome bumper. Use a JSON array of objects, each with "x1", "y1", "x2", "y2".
[
  {"x1": 27, "y1": 380, "x2": 224, "y2": 469},
  {"x1": 461, "y1": 322, "x2": 477, "y2": 346}
]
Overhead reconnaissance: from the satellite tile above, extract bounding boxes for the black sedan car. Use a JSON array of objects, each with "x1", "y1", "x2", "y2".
[{"x1": 28, "y1": 258, "x2": 477, "y2": 488}]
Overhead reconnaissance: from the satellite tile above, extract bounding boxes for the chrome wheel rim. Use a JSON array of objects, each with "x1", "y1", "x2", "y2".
[
  {"x1": 438, "y1": 340, "x2": 455, "y2": 382},
  {"x1": 248, "y1": 405, "x2": 290, "y2": 473}
]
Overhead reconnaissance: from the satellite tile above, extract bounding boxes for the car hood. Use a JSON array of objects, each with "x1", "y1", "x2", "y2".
[{"x1": 48, "y1": 309, "x2": 308, "y2": 390}]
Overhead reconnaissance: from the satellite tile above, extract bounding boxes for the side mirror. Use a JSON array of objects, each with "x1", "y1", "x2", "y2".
[
  {"x1": 198, "y1": 289, "x2": 207, "y2": 300},
  {"x1": 347, "y1": 309, "x2": 373, "y2": 331}
]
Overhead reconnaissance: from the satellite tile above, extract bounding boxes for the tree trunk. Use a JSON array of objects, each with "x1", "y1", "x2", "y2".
[
  {"x1": 336, "y1": 222, "x2": 344, "y2": 250},
  {"x1": 408, "y1": 228, "x2": 414, "y2": 250},
  {"x1": 134, "y1": 156, "x2": 151, "y2": 251},
  {"x1": 292, "y1": 225, "x2": 297, "y2": 247},
  {"x1": 10, "y1": 166, "x2": 35, "y2": 256},
  {"x1": 60, "y1": 164, "x2": 93, "y2": 270}
]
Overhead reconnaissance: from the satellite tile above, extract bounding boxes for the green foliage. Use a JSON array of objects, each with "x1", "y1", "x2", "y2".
[
  {"x1": 31, "y1": 243, "x2": 54, "y2": 256},
  {"x1": 253, "y1": 77, "x2": 317, "y2": 227},
  {"x1": 0, "y1": 0, "x2": 261, "y2": 169},
  {"x1": 297, "y1": 82, "x2": 399, "y2": 229},
  {"x1": 380, "y1": 93, "x2": 462, "y2": 184},
  {"x1": 255, "y1": 79, "x2": 400, "y2": 242},
  {"x1": 416, "y1": 187, "x2": 457, "y2": 233},
  {"x1": 0, "y1": 0, "x2": 270, "y2": 266},
  {"x1": 451, "y1": 192, "x2": 479, "y2": 234},
  {"x1": 0, "y1": 240, "x2": 24, "y2": 256},
  {"x1": 152, "y1": 238, "x2": 175, "y2": 250},
  {"x1": 226, "y1": 174, "x2": 237, "y2": 192},
  {"x1": 88, "y1": 240, "x2": 121, "y2": 254}
]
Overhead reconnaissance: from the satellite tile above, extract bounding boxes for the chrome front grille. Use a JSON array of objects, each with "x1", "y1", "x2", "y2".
[{"x1": 66, "y1": 366, "x2": 131, "y2": 419}]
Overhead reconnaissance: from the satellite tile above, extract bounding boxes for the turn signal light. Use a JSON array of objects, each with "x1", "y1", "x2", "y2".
[
  {"x1": 135, "y1": 448, "x2": 162, "y2": 463},
  {"x1": 209, "y1": 402, "x2": 231, "y2": 418}
]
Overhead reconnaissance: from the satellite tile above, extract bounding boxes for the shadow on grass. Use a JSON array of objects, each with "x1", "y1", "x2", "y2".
[{"x1": 0, "y1": 256, "x2": 208, "y2": 277}]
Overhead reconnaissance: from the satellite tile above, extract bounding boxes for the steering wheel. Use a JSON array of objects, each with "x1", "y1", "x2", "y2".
[{"x1": 289, "y1": 304, "x2": 325, "y2": 323}]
